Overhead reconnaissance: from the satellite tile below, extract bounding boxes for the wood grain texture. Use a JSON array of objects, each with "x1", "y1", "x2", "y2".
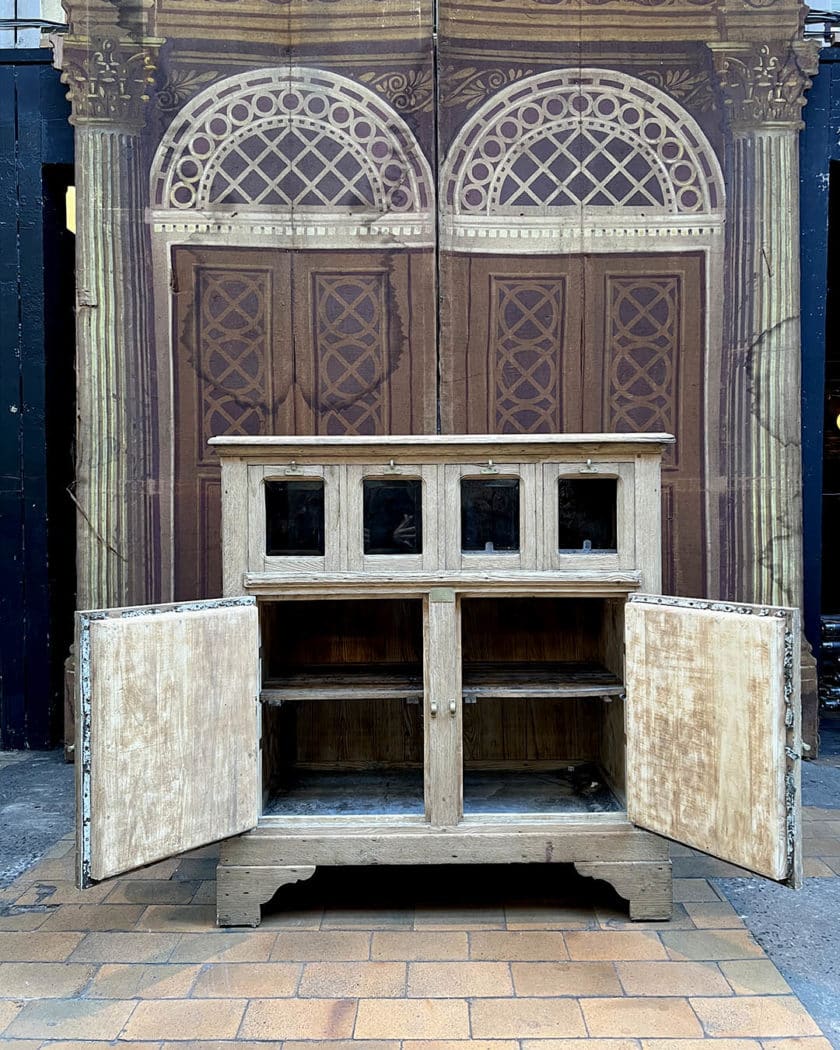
[
  {"x1": 425, "y1": 592, "x2": 462, "y2": 825},
  {"x1": 221, "y1": 821, "x2": 670, "y2": 867},
  {"x1": 625, "y1": 596, "x2": 798, "y2": 882},
  {"x1": 82, "y1": 602, "x2": 259, "y2": 882}
]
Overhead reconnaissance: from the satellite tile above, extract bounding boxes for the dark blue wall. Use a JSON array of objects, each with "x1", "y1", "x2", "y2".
[
  {"x1": 801, "y1": 49, "x2": 840, "y2": 658},
  {"x1": 0, "y1": 49, "x2": 74, "y2": 748}
]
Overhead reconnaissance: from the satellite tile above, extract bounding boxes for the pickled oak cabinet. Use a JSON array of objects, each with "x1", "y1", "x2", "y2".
[{"x1": 76, "y1": 435, "x2": 802, "y2": 926}]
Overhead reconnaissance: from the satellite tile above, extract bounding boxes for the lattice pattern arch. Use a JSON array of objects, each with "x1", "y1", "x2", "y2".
[
  {"x1": 151, "y1": 67, "x2": 434, "y2": 218},
  {"x1": 443, "y1": 68, "x2": 725, "y2": 220}
]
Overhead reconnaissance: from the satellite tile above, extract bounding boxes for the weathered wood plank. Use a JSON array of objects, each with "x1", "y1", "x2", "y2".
[
  {"x1": 78, "y1": 600, "x2": 259, "y2": 884},
  {"x1": 626, "y1": 595, "x2": 799, "y2": 883}
]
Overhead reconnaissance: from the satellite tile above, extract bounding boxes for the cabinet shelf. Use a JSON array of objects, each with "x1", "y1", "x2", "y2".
[
  {"x1": 261, "y1": 660, "x2": 622, "y2": 703},
  {"x1": 462, "y1": 662, "x2": 623, "y2": 699},
  {"x1": 261, "y1": 663, "x2": 423, "y2": 703}
]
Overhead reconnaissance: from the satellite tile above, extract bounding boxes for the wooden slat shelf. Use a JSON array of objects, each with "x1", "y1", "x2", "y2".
[
  {"x1": 261, "y1": 662, "x2": 623, "y2": 703},
  {"x1": 261, "y1": 664, "x2": 422, "y2": 703},
  {"x1": 463, "y1": 662, "x2": 623, "y2": 699}
]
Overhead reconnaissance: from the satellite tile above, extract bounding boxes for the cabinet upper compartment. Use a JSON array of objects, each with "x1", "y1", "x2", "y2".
[{"x1": 210, "y1": 434, "x2": 673, "y2": 593}]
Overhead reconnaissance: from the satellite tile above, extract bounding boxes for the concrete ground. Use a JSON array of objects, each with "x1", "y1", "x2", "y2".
[{"x1": 0, "y1": 733, "x2": 837, "y2": 1048}]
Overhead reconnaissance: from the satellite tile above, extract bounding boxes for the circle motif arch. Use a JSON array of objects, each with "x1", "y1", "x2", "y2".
[
  {"x1": 443, "y1": 68, "x2": 724, "y2": 219},
  {"x1": 151, "y1": 67, "x2": 434, "y2": 217}
]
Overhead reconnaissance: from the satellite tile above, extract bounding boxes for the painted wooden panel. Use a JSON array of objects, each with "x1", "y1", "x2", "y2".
[
  {"x1": 442, "y1": 254, "x2": 704, "y2": 595},
  {"x1": 173, "y1": 248, "x2": 435, "y2": 598},
  {"x1": 77, "y1": 599, "x2": 259, "y2": 883},
  {"x1": 625, "y1": 594, "x2": 800, "y2": 882}
]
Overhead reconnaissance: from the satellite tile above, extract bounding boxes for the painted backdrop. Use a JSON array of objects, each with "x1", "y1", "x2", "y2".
[{"x1": 57, "y1": 0, "x2": 818, "y2": 731}]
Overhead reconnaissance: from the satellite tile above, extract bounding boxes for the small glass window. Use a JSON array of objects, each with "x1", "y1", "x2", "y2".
[
  {"x1": 265, "y1": 480, "x2": 325, "y2": 556},
  {"x1": 557, "y1": 478, "x2": 617, "y2": 551},
  {"x1": 363, "y1": 479, "x2": 422, "y2": 555},
  {"x1": 461, "y1": 478, "x2": 520, "y2": 553}
]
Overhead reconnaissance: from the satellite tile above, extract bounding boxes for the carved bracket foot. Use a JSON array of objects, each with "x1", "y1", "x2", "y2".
[
  {"x1": 216, "y1": 864, "x2": 316, "y2": 927},
  {"x1": 575, "y1": 860, "x2": 673, "y2": 921}
]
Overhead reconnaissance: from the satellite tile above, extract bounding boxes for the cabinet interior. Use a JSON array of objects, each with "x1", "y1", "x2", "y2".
[
  {"x1": 258, "y1": 594, "x2": 627, "y2": 820},
  {"x1": 260, "y1": 598, "x2": 425, "y2": 817},
  {"x1": 461, "y1": 597, "x2": 626, "y2": 815}
]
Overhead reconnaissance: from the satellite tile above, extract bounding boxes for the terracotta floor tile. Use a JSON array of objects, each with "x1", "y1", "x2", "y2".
[
  {"x1": 371, "y1": 931, "x2": 469, "y2": 960},
  {"x1": 103, "y1": 880, "x2": 200, "y2": 905},
  {"x1": 172, "y1": 859, "x2": 219, "y2": 882},
  {"x1": 0, "y1": 932, "x2": 83, "y2": 962},
  {"x1": 17, "y1": 857, "x2": 75, "y2": 882},
  {"x1": 321, "y1": 908, "x2": 414, "y2": 929},
  {"x1": 0, "y1": 1000, "x2": 24, "y2": 1034},
  {"x1": 511, "y1": 960, "x2": 622, "y2": 996},
  {"x1": 122, "y1": 998, "x2": 246, "y2": 1040},
  {"x1": 271, "y1": 930, "x2": 370, "y2": 960},
  {"x1": 0, "y1": 962, "x2": 94, "y2": 999},
  {"x1": 355, "y1": 998, "x2": 469, "y2": 1039},
  {"x1": 760, "y1": 1038, "x2": 835, "y2": 1050},
  {"x1": 404, "y1": 1042, "x2": 518, "y2": 1050},
  {"x1": 413, "y1": 907, "x2": 506, "y2": 930},
  {"x1": 158, "y1": 1043, "x2": 283, "y2": 1050},
  {"x1": 299, "y1": 960, "x2": 405, "y2": 997},
  {"x1": 188, "y1": 881, "x2": 217, "y2": 906},
  {"x1": 522, "y1": 1042, "x2": 639, "y2": 1050},
  {"x1": 13, "y1": 881, "x2": 113, "y2": 907},
  {"x1": 690, "y1": 997, "x2": 823, "y2": 1037},
  {"x1": 68, "y1": 932, "x2": 180, "y2": 964},
  {"x1": 503, "y1": 904, "x2": 597, "y2": 930},
  {"x1": 168, "y1": 933, "x2": 276, "y2": 964},
  {"x1": 3, "y1": 998, "x2": 136, "y2": 1040},
  {"x1": 641, "y1": 1040, "x2": 760, "y2": 1050},
  {"x1": 672, "y1": 878, "x2": 725, "y2": 903},
  {"x1": 134, "y1": 906, "x2": 218, "y2": 932},
  {"x1": 84, "y1": 963, "x2": 202, "y2": 999},
  {"x1": 802, "y1": 859, "x2": 836, "y2": 878},
  {"x1": 37, "y1": 904, "x2": 146, "y2": 932},
  {"x1": 581, "y1": 997, "x2": 704, "y2": 1037},
  {"x1": 671, "y1": 857, "x2": 755, "y2": 879},
  {"x1": 565, "y1": 931, "x2": 667, "y2": 960},
  {"x1": 257, "y1": 907, "x2": 324, "y2": 930},
  {"x1": 660, "y1": 930, "x2": 765, "y2": 961},
  {"x1": 187, "y1": 961, "x2": 299, "y2": 998},
  {"x1": 470, "y1": 996, "x2": 586, "y2": 1038},
  {"x1": 407, "y1": 960, "x2": 512, "y2": 997},
  {"x1": 28, "y1": 1043, "x2": 160, "y2": 1050},
  {"x1": 240, "y1": 997, "x2": 357, "y2": 1039},
  {"x1": 0, "y1": 909, "x2": 53, "y2": 931},
  {"x1": 594, "y1": 904, "x2": 695, "y2": 931},
  {"x1": 683, "y1": 901, "x2": 746, "y2": 929},
  {"x1": 116, "y1": 860, "x2": 181, "y2": 881},
  {"x1": 721, "y1": 960, "x2": 793, "y2": 996},
  {"x1": 469, "y1": 930, "x2": 569, "y2": 961},
  {"x1": 283, "y1": 1041, "x2": 398, "y2": 1050},
  {"x1": 616, "y1": 960, "x2": 731, "y2": 996}
]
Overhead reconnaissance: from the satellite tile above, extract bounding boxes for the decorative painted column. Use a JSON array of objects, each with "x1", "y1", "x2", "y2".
[
  {"x1": 59, "y1": 35, "x2": 161, "y2": 609},
  {"x1": 711, "y1": 40, "x2": 821, "y2": 751},
  {"x1": 711, "y1": 40, "x2": 819, "y2": 609}
]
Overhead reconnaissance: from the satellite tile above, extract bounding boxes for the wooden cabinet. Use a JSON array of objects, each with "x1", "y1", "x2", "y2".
[{"x1": 76, "y1": 435, "x2": 802, "y2": 926}]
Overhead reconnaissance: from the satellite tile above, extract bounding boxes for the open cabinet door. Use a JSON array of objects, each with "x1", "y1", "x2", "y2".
[
  {"x1": 625, "y1": 594, "x2": 801, "y2": 885},
  {"x1": 77, "y1": 597, "x2": 259, "y2": 886}
]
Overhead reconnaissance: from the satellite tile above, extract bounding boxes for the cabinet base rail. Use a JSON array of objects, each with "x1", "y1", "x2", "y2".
[{"x1": 216, "y1": 824, "x2": 672, "y2": 926}]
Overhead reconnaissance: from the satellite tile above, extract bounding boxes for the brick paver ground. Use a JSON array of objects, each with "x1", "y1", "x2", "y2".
[{"x1": 0, "y1": 805, "x2": 836, "y2": 1047}]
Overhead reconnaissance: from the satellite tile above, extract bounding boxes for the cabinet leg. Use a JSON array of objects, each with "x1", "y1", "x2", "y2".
[
  {"x1": 574, "y1": 860, "x2": 673, "y2": 921},
  {"x1": 216, "y1": 864, "x2": 316, "y2": 927}
]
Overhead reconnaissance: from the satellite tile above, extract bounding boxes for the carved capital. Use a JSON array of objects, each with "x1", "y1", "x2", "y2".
[
  {"x1": 709, "y1": 40, "x2": 820, "y2": 129},
  {"x1": 61, "y1": 36, "x2": 162, "y2": 131}
]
